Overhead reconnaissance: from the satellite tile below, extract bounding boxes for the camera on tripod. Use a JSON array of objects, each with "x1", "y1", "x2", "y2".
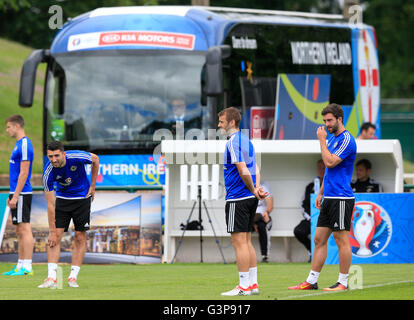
[{"x1": 171, "y1": 164, "x2": 226, "y2": 264}]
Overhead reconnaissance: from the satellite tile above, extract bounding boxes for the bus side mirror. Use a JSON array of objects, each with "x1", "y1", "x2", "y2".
[
  {"x1": 205, "y1": 45, "x2": 231, "y2": 97},
  {"x1": 19, "y1": 49, "x2": 50, "y2": 107}
]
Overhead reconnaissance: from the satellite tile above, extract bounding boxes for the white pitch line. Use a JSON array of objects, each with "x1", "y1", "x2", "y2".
[{"x1": 279, "y1": 279, "x2": 414, "y2": 300}]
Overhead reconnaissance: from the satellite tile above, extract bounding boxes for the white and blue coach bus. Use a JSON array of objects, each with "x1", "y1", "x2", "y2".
[{"x1": 18, "y1": 5, "x2": 381, "y2": 186}]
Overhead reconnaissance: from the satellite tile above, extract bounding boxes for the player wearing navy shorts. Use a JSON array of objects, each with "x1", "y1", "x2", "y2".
[
  {"x1": 3, "y1": 115, "x2": 34, "y2": 276},
  {"x1": 38, "y1": 141, "x2": 99, "y2": 289},
  {"x1": 218, "y1": 107, "x2": 268, "y2": 296},
  {"x1": 289, "y1": 103, "x2": 356, "y2": 292}
]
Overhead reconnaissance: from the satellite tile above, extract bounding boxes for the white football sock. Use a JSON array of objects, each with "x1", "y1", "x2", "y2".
[
  {"x1": 306, "y1": 270, "x2": 320, "y2": 284},
  {"x1": 69, "y1": 265, "x2": 80, "y2": 280},
  {"x1": 23, "y1": 259, "x2": 32, "y2": 271},
  {"x1": 48, "y1": 263, "x2": 58, "y2": 280},
  {"x1": 239, "y1": 272, "x2": 250, "y2": 290},
  {"x1": 338, "y1": 273, "x2": 349, "y2": 287},
  {"x1": 16, "y1": 259, "x2": 24, "y2": 270},
  {"x1": 249, "y1": 267, "x2": 258, "y2": 286}
]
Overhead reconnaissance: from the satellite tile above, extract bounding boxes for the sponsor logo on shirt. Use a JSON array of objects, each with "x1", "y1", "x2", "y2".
[{"x1": 59, "y1": 177, "x2": 72, "y2": 187}]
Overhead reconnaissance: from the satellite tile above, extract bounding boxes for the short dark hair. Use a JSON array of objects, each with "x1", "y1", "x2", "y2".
[
  {"x1": 6, "y1": 114, "x2": 24, "y2": 128},
  {"x1": 356, "y1": 158, "x2": 372, "y2": 170},
  {"x1": 321, "y1": 103, "x2": 344, "y2": 121},
  {"x1": 360, "y1": 122, "x2": 376, "y2": 132},
  {"x1": 47, "y1": 140, "x2": 65, "y2": 152},
  {"x1": 218, "y1": 107, "x2": 242, "y2": 128}
]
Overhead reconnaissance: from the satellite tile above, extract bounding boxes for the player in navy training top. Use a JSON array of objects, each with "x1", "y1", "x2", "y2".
[
  {"x1": 3, "y1": 115, "x2": 35, "y2": 276},
  {"x1": 223, "y1": 129, "x2": 257, "y2": 201},
  {"x1": 38, "y1": 141, "x2": 99, "y2": 289},
  {"x1": 218, "y1": 107, "x2": 268, "y2": 297},
  {"x1": 289, "y1": 103, "x2": 357, "y2": 292}
]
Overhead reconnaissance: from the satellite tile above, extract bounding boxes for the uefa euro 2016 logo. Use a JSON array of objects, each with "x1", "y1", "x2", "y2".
[{"x1": 349, "y1": 201, "x2": 392, "y2": 258}]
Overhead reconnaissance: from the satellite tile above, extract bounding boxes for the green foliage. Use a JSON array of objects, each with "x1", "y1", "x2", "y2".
[
  {"x1": 158, "y1": 0, "x2": 319, "y2": 11},
  {"x1": 0, "y1": 0, "x2": 30, "y2": 12},
  {"x1": 0, "y1": 38, "x2": 44, "y2": 175},
  {"x1": 0, "y1": 0, "x2": 158, "y2": 49},
  {"x1": 363, "y1": 0, "x2": 414, "y2": 98}
]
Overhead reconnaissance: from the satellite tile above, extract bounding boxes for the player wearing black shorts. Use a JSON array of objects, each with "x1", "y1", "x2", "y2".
[
  {"x1": 38, "y1": 141, "x2": 99, "y2": 289},
  {"x1": 55, "y1": 197, "x2": 92, "y2": 232},
  {"x1": 225, "y1": 198, "x2": 259, "y2": 233},
  {"x1": 289, "y1": 103, "x2": 357, "y2": 292},
  {"x1": 317, "y1": 198, "x2": 355, "y2": 232},
  {"x1": 8, "y1": 194, "x2": 32, "y2": 225},
  {"x1": 3, "y1": 115, "x2": 35, "y2": 276},
  {"x1": 218, "y1": 107, "x2": 268, "y2": 296}
]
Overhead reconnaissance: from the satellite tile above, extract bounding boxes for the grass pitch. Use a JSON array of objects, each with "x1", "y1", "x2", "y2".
[{"x1": 0, "y1": 262, "x2": 413, "y2": 300}]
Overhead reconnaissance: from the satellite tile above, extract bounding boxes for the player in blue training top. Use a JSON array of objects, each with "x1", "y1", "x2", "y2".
[
  {"x1": 3, "y1": 115, "x2": 35, "y2": 276},
  {"x1": 38, "y1": 141, "x2": 99, "y2": 289},
  {"x1": 218, "y1": 107, "x2": 268, "y2": 297},
  {"x1": 289, "y1": 103, "x2": 357, "y2": 292}
]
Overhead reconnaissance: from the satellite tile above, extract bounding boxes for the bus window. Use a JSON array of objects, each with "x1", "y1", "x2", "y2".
[
  {"x1": 44, "y1": 50, "x2": 207, "y2": 153},
  {"x1": 223, "y1": 23, "x2": 354, "y2": 131}
]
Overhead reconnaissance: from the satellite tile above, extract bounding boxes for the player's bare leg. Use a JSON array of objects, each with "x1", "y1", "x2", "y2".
[
  {"x1": 221, "y1": 232, "x2": 251, "y2": 296},
  {"x1": 18, "y1": 223, "x2": 34, "y2": 260},
  {"x1": 323, "y1": 230, "x2": 351, "y2": 291},
  {"x1": 38, "y1": 228, "x2": 64, "y2": 288},
  {"x1": 289, "y1": 227, "x2": 331, "y2": 290},
  {"x1": 246, "y1": 232, "x2": 257, "y2": 269},
  {"x1": 48, "y1": 228, "x2": 65, "y2": 263},
  {"x1": 246, "y1": 232, "x2": 259, "y2": 294},
  {"x1": 7, "y1": 223, "x2": 34, "y2": 275},
  {"x1": 72, "y1": 231, "x2": 87, "y2": 267},
  {"x1": 333, "y1": 230, "x2": 352, "y2": 274},
  {"x1": 68, "y1": 231, "x2": 87, "y2": 287},
  {"x1": 311, "y1": 227, "x2": 332, "y2": 272},
  {"x1": 231, "y1": 232, "x2": 250, "y2": 274}
]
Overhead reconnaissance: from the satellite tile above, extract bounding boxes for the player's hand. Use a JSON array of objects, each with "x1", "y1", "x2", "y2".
[
  {"x1": 315, "y1": 193, "x2": 323, "y2": 210},
  {"x1": 7, "y1": 197, "x2": 17, "y2": 209},
  {"x1": 317, "y1": 126, "x2": 327, "y2": 141},
  {"x1": 48, "y1": 231, "x2": 57, "y2": 248},
  {"x1": 254, "y1": 187, "x2": 269, "y2": 200},
  {"x1": 87, "y1": 187, "x2": 95, "y2": 201}
]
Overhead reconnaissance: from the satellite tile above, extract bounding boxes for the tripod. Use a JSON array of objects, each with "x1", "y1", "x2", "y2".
[{"x1": 171, "y1": 186, "x2": 227, "y2": 264}]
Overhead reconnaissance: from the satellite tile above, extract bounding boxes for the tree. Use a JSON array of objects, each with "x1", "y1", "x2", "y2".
[
  {"x1": 0, "y1": 0, "x2": 29, "y2": 12},
  {"x1": 0, "y1": 0, "x2": 157, "y2": 49},
  {"x1": 363, "y1": 0, "x2": 414, "y2": 98}
]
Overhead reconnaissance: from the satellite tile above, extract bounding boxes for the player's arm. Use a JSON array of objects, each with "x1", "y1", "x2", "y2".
[
  {"x1": 236, "y1": 162, "x2": 255, "y2": 193},
  {"x1": 315, "y1": 179, "x2": 324, "y2": 210},
  {"x1": 7, "y1": 161, "x2": 30, "y2": 209},
  {"x1": 87, "y1": 153, "x2": 99, "y2": 201},
  {"x1": 235, "y1": 162, "x2": 266, "y2": 200},
  {"x1": 255, "y1": 164, "x2": 261, "y2": 187},
  {"x1": 45, "y1": 190, "x2": 57, "y2": 247},
  {"x1": 317, "y1": 126, "x2": 342, "y2": 168}
]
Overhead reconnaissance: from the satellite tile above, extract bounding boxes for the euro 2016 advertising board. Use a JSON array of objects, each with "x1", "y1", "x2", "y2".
[{"x1": 311, "y1": 193, "x2": 414, "y2": 264}]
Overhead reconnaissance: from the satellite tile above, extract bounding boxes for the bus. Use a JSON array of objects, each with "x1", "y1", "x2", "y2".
[{"x1": 19, "y1": 5, "x2": 380, "y2": 187}]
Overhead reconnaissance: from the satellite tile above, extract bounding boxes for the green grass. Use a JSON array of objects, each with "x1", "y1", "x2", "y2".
[
  {"x1": 0, "y1": 38, "x2": 44, "y2": 175},
  {"x1": 0, "y1": 262, "x2": 413, "y2": 300}
]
